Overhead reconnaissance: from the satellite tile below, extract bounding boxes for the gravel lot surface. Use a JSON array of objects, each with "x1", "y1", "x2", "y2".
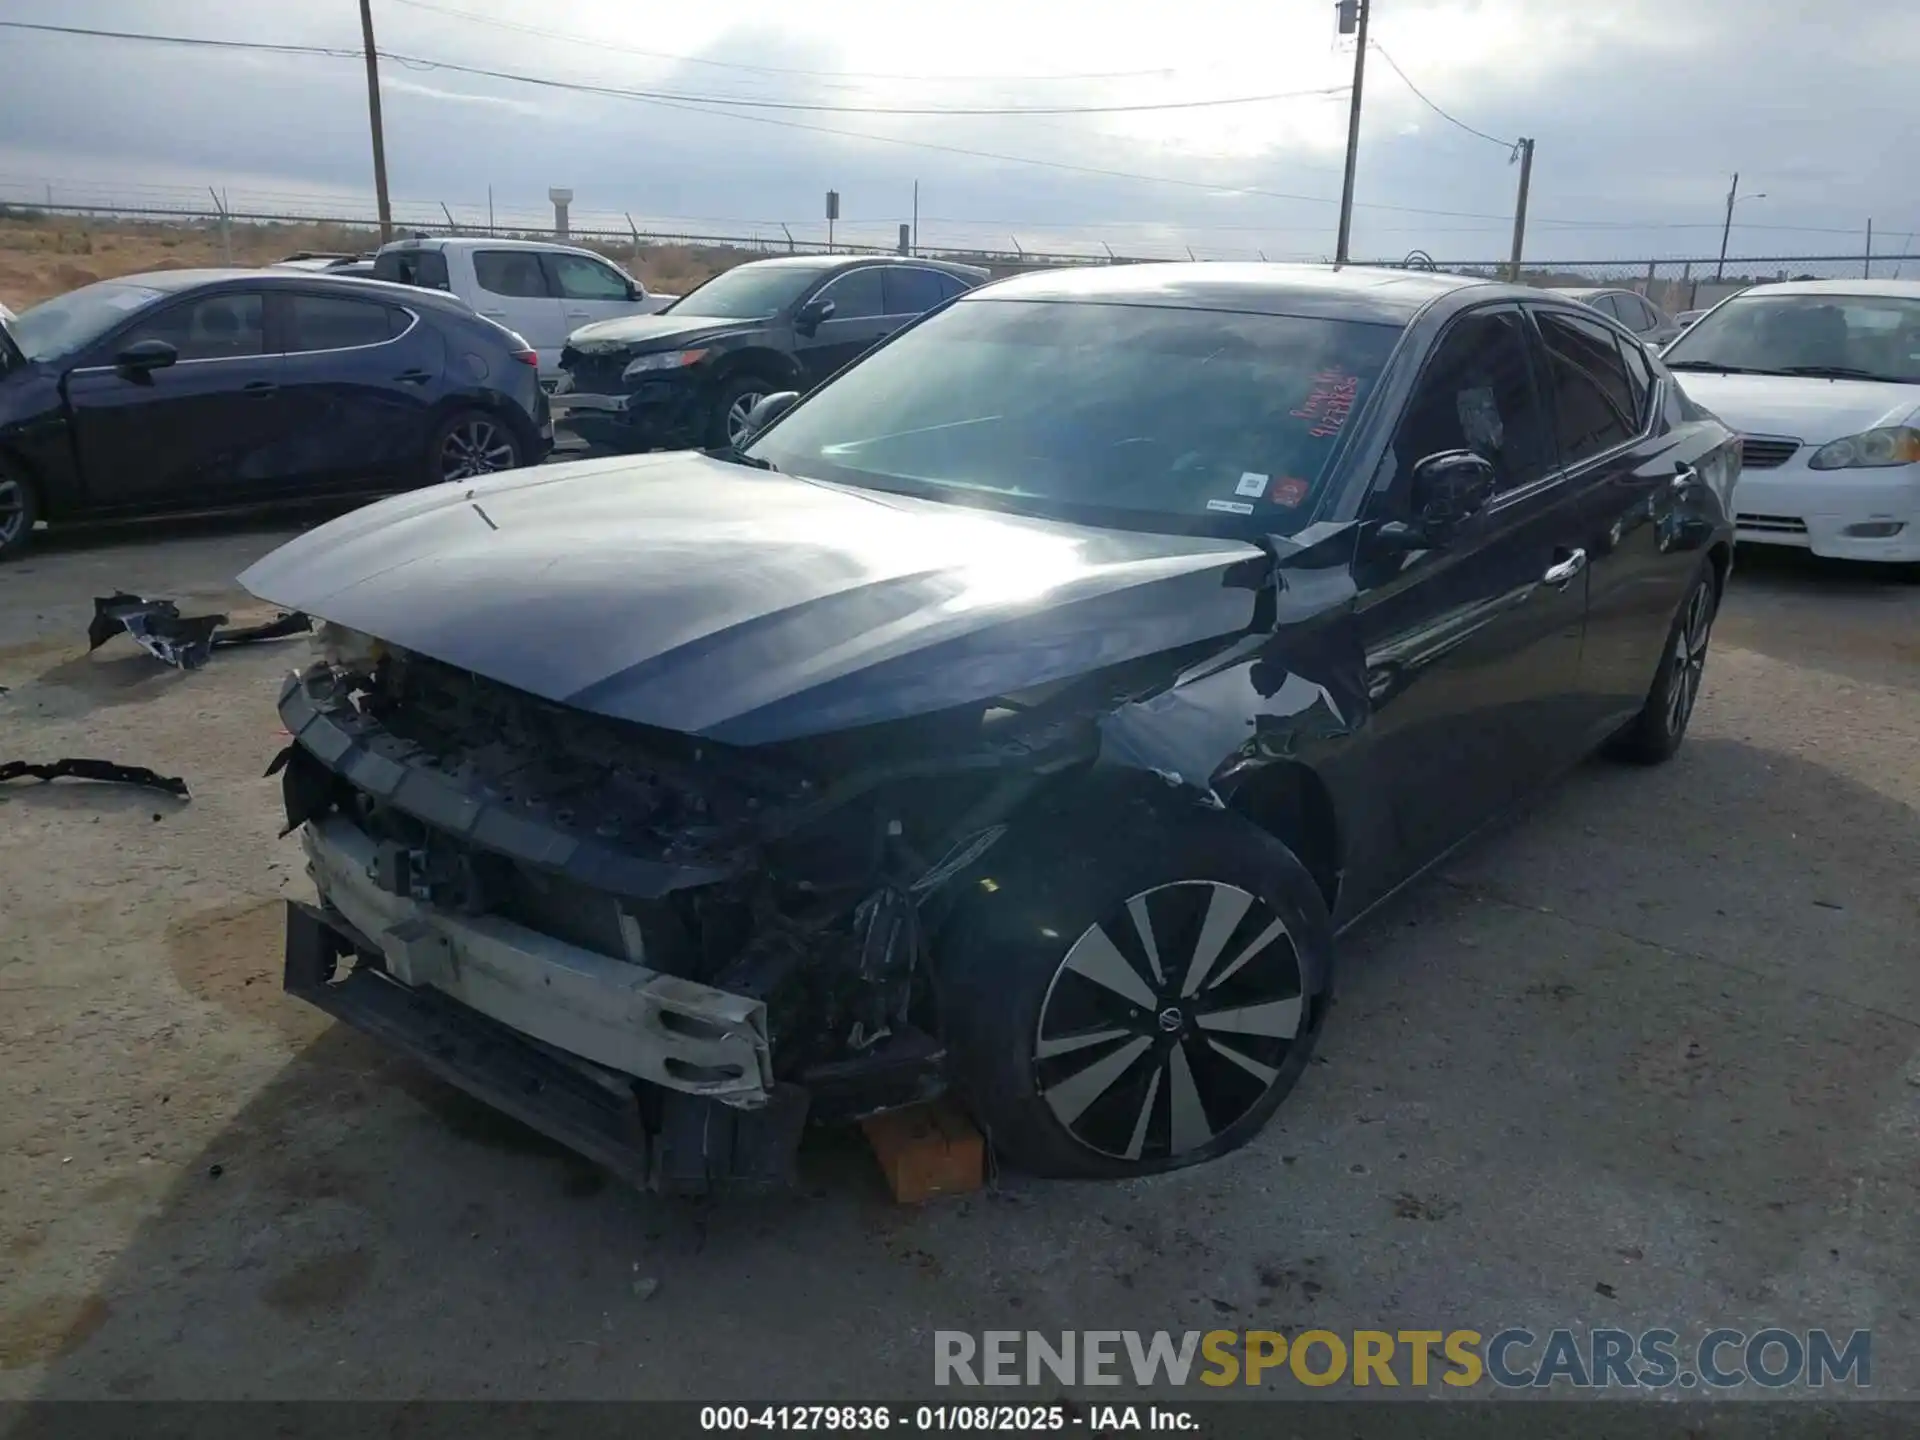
[{"x1": 2, "y1": 513, "x2": 1916, "y2": 1403}]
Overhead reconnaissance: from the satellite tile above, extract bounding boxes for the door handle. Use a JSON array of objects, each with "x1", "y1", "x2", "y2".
[
  {"x1": 394, "y1": 369, "x2": 431, "y2": 385},
  {"x1": 1543, "y1": 548, "x2": 1587, "y2": 587},
  {"x1": 565, "y1": 309, "x2": 591, "y2": 319},
  {"x1": 242, "y1": 381, "x2": 277, "y2": 398}
]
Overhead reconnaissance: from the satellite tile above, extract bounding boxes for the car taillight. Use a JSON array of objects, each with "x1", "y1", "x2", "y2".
[{"x1": 512, "y1": 349, "x2": 538, "y2": 367}]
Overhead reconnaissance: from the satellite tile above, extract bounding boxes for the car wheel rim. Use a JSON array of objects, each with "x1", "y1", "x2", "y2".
[
  {"x1": 1034, "y1": 880, "x2": 1306, "y2": 1162},
  {"x1": 725, "y1": 392, "x2": 765, "y2": 447},
  {"x1": 1665, "y1": 579, "x2": 1715, "y2": 736},
  {"x1": 441, "y1": 420, "x2": 517, "y2": 481},
  {"x1": 0, "y1": 479, "x2": 22, "y2": 545}
]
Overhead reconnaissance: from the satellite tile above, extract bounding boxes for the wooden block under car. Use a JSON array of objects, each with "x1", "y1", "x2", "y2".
[{"x1": 862, "y1": 1100, "x2": 986, "y2": 1203}]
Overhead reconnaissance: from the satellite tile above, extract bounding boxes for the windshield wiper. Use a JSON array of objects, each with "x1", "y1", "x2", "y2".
[
  {"x1": 1772, "y1": 365, "x2": 1899, "y2": 382},
  {"x1": 710, "y1": 446, "x2": 777, "y2": 471},
  {"x1": 1664, "y1": 360, "x2": 1766, "y2": 373}
]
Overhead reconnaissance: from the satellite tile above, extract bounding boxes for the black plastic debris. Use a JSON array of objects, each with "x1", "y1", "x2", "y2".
[
  {"x1": 88, "y1": 593, "x2": 310, "y2": 671},
  {"x1": 0, "y1": 758, "x2": 191, "y2": 800}
]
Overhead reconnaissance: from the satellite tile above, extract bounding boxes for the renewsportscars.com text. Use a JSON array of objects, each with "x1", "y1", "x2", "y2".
[{"x1": 934, "y1": 1328, "x2": 1871, "y2": 1391}]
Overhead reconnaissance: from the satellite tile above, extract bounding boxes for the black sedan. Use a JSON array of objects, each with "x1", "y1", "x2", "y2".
[
  {"x1": 0, "y1": 269, "x2": 552, "y2": 558},
  {"x1": 239, "y1": 263, "x2": 1738, "y2": 1191},
  {"x1": 551, "y1": 254, "x2": 988, "y2": 452}
]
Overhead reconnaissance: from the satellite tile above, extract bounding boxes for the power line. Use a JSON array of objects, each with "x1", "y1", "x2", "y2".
[
  {"x1": 0, "y1": 21, "x2": 1346, "y2": 117},
  {"x1": 385, "y1": 0, "x2": 1177, "y2": 85},
  {"x1": 1368, "y1": 43, "x2": 1515, "y2": 149}
]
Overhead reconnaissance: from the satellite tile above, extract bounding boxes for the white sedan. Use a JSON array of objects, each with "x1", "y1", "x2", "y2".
[{"x1": 1662, "y1": 278, "x2": 1920, "y2": 563}]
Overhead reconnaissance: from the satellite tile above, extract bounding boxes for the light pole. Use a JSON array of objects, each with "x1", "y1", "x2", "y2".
[{"x1": 1715, "y1": 173, "x2": 1766, "y2": 280}]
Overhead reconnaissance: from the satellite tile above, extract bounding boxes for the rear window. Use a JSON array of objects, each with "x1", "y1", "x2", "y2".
[{"x1": 373, "y1": 249, "x2": 451, "y2": 291}]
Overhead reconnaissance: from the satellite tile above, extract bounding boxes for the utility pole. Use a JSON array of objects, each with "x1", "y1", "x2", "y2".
[
  {"x1": 1715, "y1": 172, "x2": 1739, "y2": 281},
  {"x1": 359, "y1": 0, "x2": 393, "y2": 242},
  {"x1": 1333, "y1": 0, "x2": 1370, "y2": 265},
  {"x1": 1864, "y1": 217, "x2": 1873, "y2": 278},
  {"x1": 1506, "y1": 138, "x2": 1534, "y2": 282},
  {"x1": 911, "y1": 180, "x2": 919, "y2": 257}
]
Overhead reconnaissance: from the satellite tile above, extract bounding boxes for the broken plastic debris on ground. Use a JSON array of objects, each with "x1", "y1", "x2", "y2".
[{"x1": 87, "y1": 592, "x2": 311, "y2": 671}]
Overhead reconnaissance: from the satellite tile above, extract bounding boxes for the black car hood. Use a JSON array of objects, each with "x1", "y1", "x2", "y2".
[
  {"x1": 238, "y1": 454, "x2": 1266, "y2": 745},
  {"x1": 565, "y1": 314, "x2": 755, "y2": 351}
]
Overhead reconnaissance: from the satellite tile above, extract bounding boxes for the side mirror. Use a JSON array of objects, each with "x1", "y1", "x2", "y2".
[
  {"x1": 626, "y1": 280, "x2": 645, "y2": 302},
  {"x1": 794, "y1": 298, "x2": 836, "y2": 336},
  {"x1": 738, "y1": 390, "x2": 800, "y2": 443},
  {"x1": 115, "y1": 338, "x2": 178, "y2": 377},
  {"x1": 1382, "y1": 450, "x2": 1497, "y2": 549}
]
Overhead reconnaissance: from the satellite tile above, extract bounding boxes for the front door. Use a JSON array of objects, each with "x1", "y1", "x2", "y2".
[
  {"x1": 545, "y1": 251, "x2": 645, "y2": 339},
  {"x1": 1525, "y1": 305, "x2": 1703, "y2": 742},
  {"x1": 267, "y1": 290, "x2": 441, "y2": 494},
  {"x1": 65, "y1": 290, "x2": 285, "y2": 511},
  {"x1": 1344, "y1": 305, "x2": 1592, "y2": 907},
  {"x1": 794, "y1": 266, "x2": 894, "y2": 387}
]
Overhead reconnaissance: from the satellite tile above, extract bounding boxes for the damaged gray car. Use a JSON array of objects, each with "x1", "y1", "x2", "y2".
[{"x1": 241, "y1": 263, "x2": 1738, "y2": 1191}]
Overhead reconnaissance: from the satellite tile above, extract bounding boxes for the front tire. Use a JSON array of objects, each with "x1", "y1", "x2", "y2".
[
  {"x1": 430, "y1": 408, "x2": 524, "y2": 486},
  {"x1": 1605, "y1": 562, "x2": 1718, "y2": 764},
  {"x1": 707, "y1": 374, "x2": 773, "y2": 450},
  {"x1": 0, "y1": 461, "x2": 39, "y2": 561},
  {"x1": 933, "y1": 797, "x2": 1332, "y2": 1180}
]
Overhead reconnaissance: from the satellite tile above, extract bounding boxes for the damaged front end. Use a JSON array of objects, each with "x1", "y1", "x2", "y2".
[{"x1": 271, "y1": 635, "x2": 1123, "y2": 1193}]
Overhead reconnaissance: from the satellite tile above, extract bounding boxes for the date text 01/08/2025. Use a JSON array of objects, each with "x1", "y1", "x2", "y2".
[{"x1": 700, "y1": 1405, "x2": 1199, "y2": 1432}]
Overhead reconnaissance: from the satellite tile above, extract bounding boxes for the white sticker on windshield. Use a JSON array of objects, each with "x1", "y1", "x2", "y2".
[
  {"x1": 1207, "y1": 498, "x2": 1255, "y2": 515},
  {"x1": 1235, "y1": 471, "x2": 1268, "y2": 497}
]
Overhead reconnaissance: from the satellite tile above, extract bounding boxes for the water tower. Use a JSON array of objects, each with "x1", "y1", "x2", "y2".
[{"x1": 549, "y1": 187, "x2": 573, "y2": 239}]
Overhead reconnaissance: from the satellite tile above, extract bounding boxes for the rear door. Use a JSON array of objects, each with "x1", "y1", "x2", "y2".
[
  {"x1": 1347, "y1": 305, "x2": 1591, "y2": 902},
  {"x1": 1524, "y1": 304, "x2": 1702, "y2": 740},
  {"x1": 795, "y1": 266, "x2": 892, "y2": 386},
  {"x1": 468, "y1": 249, "x2": 564, "y2": 373},
  {"x1": 545, "y1": 251, "x2": 645, "y2": 339},
  {"x1": 267, "y1": 290, "x2": 442, "y2": 494},
  {"x1": 64, "y1": 290, "x2": 284, "y2": 510}
]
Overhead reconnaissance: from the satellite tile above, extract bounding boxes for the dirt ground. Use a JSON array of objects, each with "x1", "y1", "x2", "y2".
[
  {"x1": 0, "y1": 214, "x2": 749, "y2": 311},
  {"x1": 1, "y1": 516, "x2": 1916, "y2": 1403}
]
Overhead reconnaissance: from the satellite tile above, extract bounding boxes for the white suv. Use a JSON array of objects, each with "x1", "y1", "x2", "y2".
[{"x1": 371, "y1": 237, "x2": 676, "y2": 381}]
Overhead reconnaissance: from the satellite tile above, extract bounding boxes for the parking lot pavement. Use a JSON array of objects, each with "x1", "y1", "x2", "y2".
[{"x1": 1, "y1": 527, "x2": 1915, "y2": 1401}]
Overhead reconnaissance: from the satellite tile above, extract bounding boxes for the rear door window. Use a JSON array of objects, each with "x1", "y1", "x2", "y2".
[
  {"x1": 473, "y1": 250, "x2": 553, "y2": 298},
  {"x1": 373, "y1": 248, "x2": 451, "y2": 290},
  {"x1": 882, "y1": 267, "x2": 952, "y2": 316},
  {"x1": 1534, "y1": 308, "x2": 1640, "y2": 463},
  {"x1": 285, "y1": 294, "x2": 398, "y2": 352}
]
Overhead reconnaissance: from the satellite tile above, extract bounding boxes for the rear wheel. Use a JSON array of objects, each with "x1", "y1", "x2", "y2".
[
  {"x1": 1605, "y1": 563, "x2": 1718, "y2": 764},
  {"x1": 431, "y1": 409, "x2": 523, "y2": 485},
  {"x1": 934, "y1": 799, "x2": 1332, "y2": 1179},
  {"x1": 0, "y1": 462, "x2": 38, "y2": 561}
]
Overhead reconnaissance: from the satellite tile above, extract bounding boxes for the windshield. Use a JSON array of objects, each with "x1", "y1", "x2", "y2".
[
  {"x1": 745, "y1": 298, "x2": 1402, "y2": 533},
  {"x1": 1663, "y1": 292, "x2": 1920, "y2": 382},
  {"x1": 7, "y1": 281, "x2": 166, "y2": 363},
  {"x1": 666, "y1": 263, "x2": 831, "y2": 320}
]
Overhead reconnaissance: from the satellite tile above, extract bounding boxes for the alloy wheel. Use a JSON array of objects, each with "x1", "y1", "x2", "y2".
[
  {"x1": 724, "y1": 391, "x2": 767, "y2": 448},
  {"x1": 1664, "y1": 580, "x2": 1715, "y2": 736},
  {"x1": 440, "y1": 419, "x2": 518, "y2": 482},
  {"x1": 0, "y1": 478, "x2": 24, "y2": 548},
  {"x1": 1034, "y1": 881, "x2": 1307, "y2": 1162}
]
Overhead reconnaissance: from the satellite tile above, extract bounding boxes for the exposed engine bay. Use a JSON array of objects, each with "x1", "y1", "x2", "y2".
[{"x1": 272, "y1": 626, "x2": 1215, "y2": 1191}]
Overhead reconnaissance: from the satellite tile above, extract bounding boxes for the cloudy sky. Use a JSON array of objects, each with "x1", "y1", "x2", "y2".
[{"x1": 1, "y1": 0, "x2": 1916, "y2": 268}]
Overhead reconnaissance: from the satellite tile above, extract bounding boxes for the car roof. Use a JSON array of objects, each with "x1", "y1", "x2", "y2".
[
  {"x1": 376, "y1": 235, "x2": 624, "y2": 260},
  {"x1": 96, "y1": 268, "x2": 477, "y2": 314},
  {"x1": 1727, "y1": 278, "x2": 1920, "y2": 301},
  {"x1": 728, "y1": 253, "x2": 989, "y2": 280},
  {"x1": 1550, "y1": 286, "x2": 1610, "y2": 298},
  {"x1": 969, "y1": 262, "x2": 1501, "y2": 323}
]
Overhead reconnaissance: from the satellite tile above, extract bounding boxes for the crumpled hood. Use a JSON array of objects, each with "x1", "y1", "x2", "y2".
[
  {"x1": 565, "y1": 313, "x2": 749, "y2": 351},
  {"x1": 1673, "y1": 371, "x2": 1920, "y2": 443},
  {"x1": 238, "y1": 454, "x2": 1265, "y2": 745}
]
